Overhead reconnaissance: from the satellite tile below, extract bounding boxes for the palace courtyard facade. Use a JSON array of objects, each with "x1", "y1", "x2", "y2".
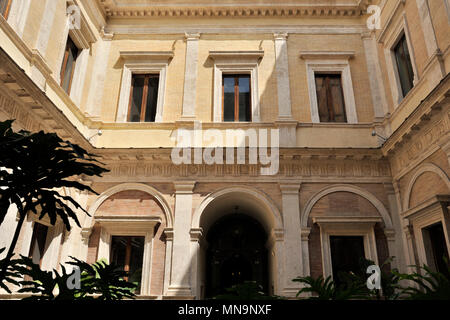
[{"x1": 0, "y1": 0, "x2": 449, "y2": 299}]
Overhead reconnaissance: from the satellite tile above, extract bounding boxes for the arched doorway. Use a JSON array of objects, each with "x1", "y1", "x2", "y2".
[{"x1": 205, "y1": 214, "x2": 269, "y2": 298}]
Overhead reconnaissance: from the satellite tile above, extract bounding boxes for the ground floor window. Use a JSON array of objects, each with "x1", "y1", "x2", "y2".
[
  {"x1": 422, "y1": 222, "x2": 450, "y2": 276},
  {"x1": 28, "y1": 222, "x2": 49, "y2": 266},
  {"x1": 110, "y1": 236, "x2": 145, "y2": 292},
  {"x1": 330, "y1": 236, "x2": 365, "y2": 286}
]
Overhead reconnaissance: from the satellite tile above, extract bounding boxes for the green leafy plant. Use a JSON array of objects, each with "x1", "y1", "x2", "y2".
[
  {"x1": 67, "y1": 257, "x2": 137, "y2": 300},
  {"x1": 0, "y1": 120, "x2": 109, "y2": 286},
  {"x1": 293, "y1": 274, "x2": 368, "y2": 300},
  {"x1": 0, "y1": 248, "x2": 22, "y2": 293},
  {"x1": 9, "y1": 256, "x2": 136, "y2": 300},
  {"x1": 394, "y1": 259, "x2": 450, "y2": 300},
  {"x1": 213, "y1": 281, "x2": 283, "y2": 300},
  {"x1": 338, "y1": 257, "x2": 401, "y2": 300}
]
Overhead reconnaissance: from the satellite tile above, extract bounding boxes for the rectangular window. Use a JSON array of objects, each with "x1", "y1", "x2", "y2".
[
  {"x1": 315, "y1": 74, "x2": 347, "y2": 123},
  {"x1": 28, "y1": 223, "x2": 49, "y2": 267},
  {"x1": 394, "y1": 34, "x2": 414, "y2": 97},
  {"x1": 127, "y1": 74, "x2": 159, "y2": 122},
  {"x1": 60, "y1": 37, "x2": 80, "y2": 94},
  {"x1": 422, "y1": 223, "x2": 450, "y2": 276},
  {"x1": 330, "y1": 236, "x2": 365, "y2": 286},
  {"x1": 222, "y1": 74, "x2": 251, "y2": 122},
  {"x1": 110, "y1": 236, "x2": 145, "y2": 292},
  {"x1": 0, "y1": 0, "x2": 12, "y2": 19}
]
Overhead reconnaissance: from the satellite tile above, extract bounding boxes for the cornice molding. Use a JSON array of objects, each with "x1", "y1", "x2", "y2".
[
  {"x1": 300, "y1": 50, "x2": 356, "y2": 60},
  {"x1": 209, "y1": 50, "x2": 264, "y2": 62},
  {"x1": 97, "y1": 3, "x2": 367, "y2": 19},
  {"x1": 119, "y1": 50, "x2": 174, "y2": 61}
]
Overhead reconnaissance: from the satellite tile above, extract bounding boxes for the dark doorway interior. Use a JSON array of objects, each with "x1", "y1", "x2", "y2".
[
  {"x1": 205, "y1": 214, "x2": 268, "y2": 298},
  {"x1": 423, "y1": 222, "x2": 450, "y2": 276},
  {"x1": 330, "y1": 236, "x2": 365, "y2": 287}
]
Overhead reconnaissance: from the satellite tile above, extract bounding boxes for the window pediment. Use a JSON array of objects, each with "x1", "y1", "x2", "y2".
[
  {"x1": 120, "y1": 51, "x2": 174, "y2": 62},
  {"x1": 300, "y1": 51, "x2": 355, "y2": 61},
  {"x1": 209, "y1": 50, "x2": 264, "y2": 64}
]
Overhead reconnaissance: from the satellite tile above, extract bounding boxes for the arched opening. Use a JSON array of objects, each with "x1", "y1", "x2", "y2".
[
  {"x1": 192, "y1": 187, "x2": 283, "y2": 299},
  {"x1": 205, "y1": 213, "x2": 269, "y2": 298}
]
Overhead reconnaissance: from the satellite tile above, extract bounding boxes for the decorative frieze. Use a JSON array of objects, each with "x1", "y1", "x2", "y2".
[
  {"x1": 97, "y1": 4, "x2": 366, "y2": 19},
  {"x1": 99, "y1": 157, "x2": 392, "y2": 180}
]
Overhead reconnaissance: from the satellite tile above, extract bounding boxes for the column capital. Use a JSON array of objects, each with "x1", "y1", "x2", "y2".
[
  {"x1": 300, "y1": 227, "x2": 311, "y2": 241},
  {"x1": 189, "y1": 228, "x2": 204, "y2": 242},
  {"x1": 274, "y1": 33, "x2": 288, "y2": 41},
  {"x1": 185, "y1": 32, "x2": 201, "y2": 41},
  {"x1": 163, "y1": 228, "x2": 174, "y2": 241},
  {"x1": 279, "y1": 183, "x2": 301, "y2": 195},
  {"x1": 100, "y1": 27, "x2": 114, "y2": 41},
  {"x1": 81, "y1": 228, "x2": 92, "y2": 245},
  {"x1": 174, "y1": 181, "x2": 196, "y2": 194},
  {"x1": 384, "y1": 228, "x2": 396, "y2": 241}
]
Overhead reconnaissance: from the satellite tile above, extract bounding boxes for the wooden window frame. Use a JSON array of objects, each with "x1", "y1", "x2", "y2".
[
  {"x1": 60, "y1": 37, "x2": 79, "y2": 94},
  {"x1": 314, "y1": 73, "x2": 347, "y2": 123},
  {"x1": 0, "y1": 0, "x2": 12, "y2": 19},
  {"x1": 221, "y1": 74, "x2": 252, "y2": 122},
  {"x1": 393, "y1": 34, "x2": 414, "y2": 98},
  {"x1": 127, "y1": 74, "x2": 160, "y2": 123},
  {"x1": 111, "y1": 236, "x2": 144, "y2": 282}
]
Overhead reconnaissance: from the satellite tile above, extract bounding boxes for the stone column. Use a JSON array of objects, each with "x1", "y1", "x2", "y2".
[
  {"x1": 189, "y1": 228, "x2": 203, "y2": 299},
  {"x1": 41, "y1": 222, "x2": 64, "y2": 271},
  {"x1": 384, "y1": 183, "x2": 407, "y2": 272},
  {"x1": 415, "y1": 0, "x2": 446, "y2": 85},
  {"x1": 19, "y1": 218, "x2": 34, "y2": 257},
  {"x1": 279, "y1": 183, "x2": 303, "y2": 297},
  {"x1": 85, "y1": 29, "x2": 114, "y2": 119},
  {"x1": 163, "y1": 228, "x2": 173, "y2": 296},
  {"x1": 167, "y1": 181, "x2": 196, "y2": 297},
  {"x1": 403, "y1": 224, "x2": 418, "y2": 273},
  {"x1": 274, "y1": 33, "x2": 292, "y2": 120},
  {"x1": 180, "y1": 33, "x2": 200, "y2": 120},
  {"x1": 35, "y1": 0, "x2": 58, "y2": 56},
  {"x1": 361, "y1": 32, "x2": 389, "y2": 120},
  {"x1": 7, "y1": 0, "x2": 31, "y2": 38},
  {"x1": 266, "y1": 229, "x2": 284, "y2": 296},
  {"x1": 300, "y1": 227, "x2": 311, "y2": 277},
  {"x1": 274, "y1": 34, "x2": 297, "y2": 147}
]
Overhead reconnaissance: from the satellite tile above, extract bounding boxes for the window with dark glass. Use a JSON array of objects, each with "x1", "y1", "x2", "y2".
[
  {"x1": 28, "y1": 223, "x2": 49, "y2": 267},
  {"x1": 222, "y1": 74, "x2": 251, "y2": 122},
  {"x1": 423, "y1": 223, "x2": 450, "y2": 276},
  {"x1": 0, "y1": 0, "x2": 12, "y2": 19},
  {"x1": 315, "y1": 74, "x2": 347, "y2": 123},
  {"x1": 110, "y1": 236, "x2": 145, "y2": 292},
  {"x1": 60, "y1": 37, "x2": 80, "y2": 94},
  {"x1": 330, "y1": 236, "x2": 365, "y2": 287},
  {"x1": 127, "y1": 74, "x2": 159, "y2": 122},
  {"x1": 394, "y1": 34, "x2": 415, "y2": 98}
]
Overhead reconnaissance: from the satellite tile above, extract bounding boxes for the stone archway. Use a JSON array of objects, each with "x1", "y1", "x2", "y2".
[
  {"x1": 204, "y1": 213, "x2": 269, "y2": 298},
  {"x1": 190, "y1": 187, "x2": 283, "y2": 299}
]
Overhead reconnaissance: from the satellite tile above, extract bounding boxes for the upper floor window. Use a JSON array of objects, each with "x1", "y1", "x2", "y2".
[
  {"x1": 222, "y1": 74, "x2": 252, "y2": 122},
  {"x1": 393, "y1": 34, "x2": 414, "y2": 98},
  {"x1": 209, "y1": 50, "x2": 263, "y2": 122},
  {"x1": 301, "y1": 51, "x2": 358, "y2": 124},
  {"x1": 0, "y1": 0, "x2": 12, "y2": 19},
  {"x1": 60, "y1": 37, "x2": 80, "y2": 94},
  {"x1": 116, "y1": 51, "x2": 173, "y2": 123},
  {"x1": 128, "y1": 74, "x2": 159, "y2": 122},
  {"x1": 315, "y1": 73, "x2": 347, "y2": 123}
]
